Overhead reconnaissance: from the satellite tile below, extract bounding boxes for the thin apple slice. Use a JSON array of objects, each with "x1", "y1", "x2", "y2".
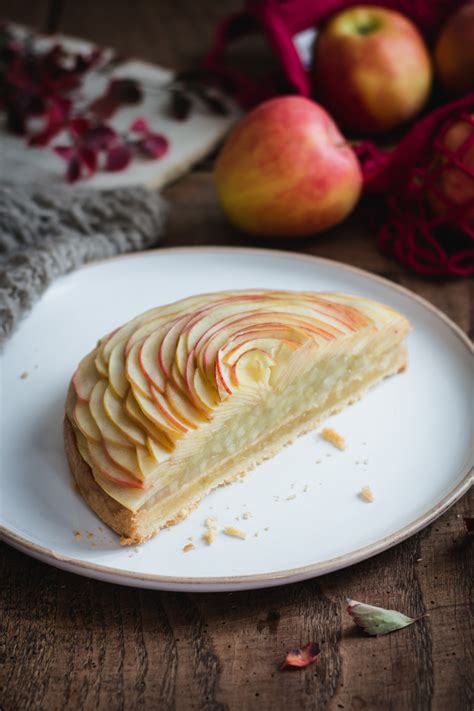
[
  {"x1": 125, "y1": 340, "x2": 152, "y2": 397},
  {"x1": 159, "y1": 315, "x2": 189, "y2": 377},
  {"x1": 108, "y1": 343, "x2": 129, "y2": 398},
  {"x1": 103, "y1": 385, "x2": 147, "y2": 447},
  {"x1": 72, "y1": 351, "x2": 100, "y2": 401},
  {"x1": 136, "y1": 446, "x2": 161, "y2": 479},
  {"x1": 88, "y1": 440, "x2": 145, "y2": 489},
  {"x1": 89, "y1": 380, "x2": 133, "y2": 449},
  {"x1": 165, "y1": 381, "x2": 209, "y2": 428},
  {"x1": 125, "y1": 391, "x2": 174, "y2": 450},
  {"x1": 215, "y1": 355, "x2": 233, "y2": 400},
  {"x1": 231, "y1": 348, "x2": 276, "y2": 387},
  {"x1": 73, "y1": 399, "x2": 101, "y2": 442},
  {"x1": 150, "y1": 387, "x2": 189, "y2": 433},
  {"x1": 146, "y1": 436, "x2": 171, "y2": 461},
  {"x1": 134, "y1": 388, "x2": 186, "y2": 439},
  {"x1": 193, "y1": 367, "x2": 219, "y2": 411},
  {"x1": 139, "y1": 328, "x2": 169, "y2": 392},
  {"x1": 103, "y1": 441, "x2": 144, "y2": 481}
]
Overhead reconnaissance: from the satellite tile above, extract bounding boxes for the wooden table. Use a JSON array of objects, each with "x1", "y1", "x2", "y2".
[{"x1": 1, "y1": 2, "x2": 472, "y2": 709}]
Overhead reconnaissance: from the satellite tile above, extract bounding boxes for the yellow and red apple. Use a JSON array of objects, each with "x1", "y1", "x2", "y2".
[
  {"x1": 313, "y1": 6, "x2": 432, "y2": 135},
  {"x1": 434, "y1": 3, "x2": 474, "y2": 97},
  {"x1": 214, "y1": 96, "x2": 362, "y2": 237}
]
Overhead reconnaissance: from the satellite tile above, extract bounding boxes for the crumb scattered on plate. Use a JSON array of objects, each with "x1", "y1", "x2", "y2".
[
  {"x1": 183, "y1": 543, "x2": 195, "y2": 552},
  {"x1": 242, "y1": 511, "x2": 252, "y2": 520},
  {"x1": 286, "y1": 495, "x2": 296, "y2": 501},
  {"x1": 359, "y1": 485, "x2": 374, "y2": 503},
  {"x1": 203, "y1": 530, "x2": 216, "y2": 545},
  {"x1": 223, "y1": 526, "x2": 247, "y2": 540},
  {"x1": 74, "y1": 530, "x2": 82, "y2": 540},
  {"x1": 20, "y1": 372, "x2": 28, "y2": 380},
  {"x1": 87, "y1": 531, "x2": 94, "y2": 539},
  {"x1": 202, "y1": 516, "x2": 218, "y2": 545},
  {"x1": 321, "y1": 427, "x2": 346, "y2": 450}
]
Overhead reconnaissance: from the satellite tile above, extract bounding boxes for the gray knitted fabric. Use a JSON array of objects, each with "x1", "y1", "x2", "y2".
[{"x1": 0, "y1": 182, "x2": 168, "y2": 345}]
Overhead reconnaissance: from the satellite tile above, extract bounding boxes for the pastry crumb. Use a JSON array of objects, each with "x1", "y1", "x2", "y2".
[
  {"x1": 206, "y1": 516, "x2": 218, "y2": 530},
  {"x1": 91, "y1": 542, "x2": 96, "y2": 549},
  {"x1": 74, "y1": 530, "x2": 82, "y2": 540},
  {"x1": 286, "y1": 495, "x2": 296, "y2": 501},
  {"x1": 264, "y1": 527, "x2": 270, "y2": 532},
  {"x1": 321, "y1": 427, "x2": 346, "y2": 450},
  {"x1": 303, "y1": 485, "x2": 309, "y2": 493},
  {"x1": 223, "y1": 526, "x2": 247, "y2": 540},
  {"x1": 254, "y1": 532, "x2": 259, "y2": 537},
  {"x1": 203, "y1": 530, "x2": 216, "y2": 545},
  {"x1": 315, "y1": 459, "x2": 322, "y2": 464},
  {"x1": 20, "y1": 371, "x2": 28, "y2": 380},
  {"x1": 86, "y1": 531, "x2": 94, "y2": 540},
  {"x1": 183, "y1": 543, "x2": 195, "y2": 552},
  {"x1": 359, "y1": 485, "x2": 374, "y2": 503},
  {"x1": 242, "y1": 511, "x2": 252, "y2": 520}
]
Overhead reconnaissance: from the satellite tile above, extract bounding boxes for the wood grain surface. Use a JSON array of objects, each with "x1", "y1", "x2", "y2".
[{"x1": 0, "y1": 2, "x2": 472, "y2": 710}]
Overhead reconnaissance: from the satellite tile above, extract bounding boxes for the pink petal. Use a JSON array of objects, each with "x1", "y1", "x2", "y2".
[
  {"x1": 139, "y1": 134, "x2": 169, "y2": 159},
  {"x1": 78, "y1": 146, "x2": 98, "y2": 175},
  {"x1": 69, "y1": 117, "x2": 90, "y2": 139},
  {"x1": 83, "y1": 124, "x2": 117, "y2": 150},
  {"x1": 54, "y1": 145, "x2": 76, "y2": 161},
  {"x1": 105, "y1": 144, "x2": 132, "y2": 172},
  {"x1": 130, "y1": 117, "x2": 149, "y2": 134}
]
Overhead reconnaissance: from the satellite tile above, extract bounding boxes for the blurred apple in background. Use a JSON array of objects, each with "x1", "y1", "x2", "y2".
[
  {"x1": 214, "y1": 97, "x2": 362, "y2": 237},
  {"x1": 434, "y1": 3, "x2": 474, "y2": 97},
  {"x1": 312, "y1": 6, "x2": 432, "y2": 135},
  {"x1": 429, "y1": 115, "x2": 474, "y2": 227}
]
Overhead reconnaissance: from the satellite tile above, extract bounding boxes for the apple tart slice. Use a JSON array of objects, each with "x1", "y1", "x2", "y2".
[{"x1": 64, "y1": 289, "x2": 410, "y2": 544}]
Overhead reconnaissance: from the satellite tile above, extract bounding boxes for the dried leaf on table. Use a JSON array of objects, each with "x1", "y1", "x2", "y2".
[
  {"x1": 280, "y1": 641, "x2": 321, "y2": 670},
  {"x1": 347, "y1": 598, "x2": 425, "y2": 636}
]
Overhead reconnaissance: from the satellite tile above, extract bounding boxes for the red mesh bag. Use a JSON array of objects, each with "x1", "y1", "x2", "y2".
[
  {"x1": 358, "y1": 95, "x2": 474, "y2": 277},
  {"x1": 205, "y1": 0, "x2": 474, "y2": 277}
]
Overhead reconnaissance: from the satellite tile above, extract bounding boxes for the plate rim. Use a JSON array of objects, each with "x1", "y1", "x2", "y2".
[{"x1": 1, "y1": 246, "x2": 473, "y2": 590}]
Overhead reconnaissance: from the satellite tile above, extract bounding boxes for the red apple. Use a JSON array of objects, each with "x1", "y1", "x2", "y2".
[
  {"x1": 313, "y1": 6, "x2": 432, "y2": 135},
  {"x1": 214, "y1": 96, "x2": 362, "y2": 237},
  {"x1": 434, "y1": 3, "x2": 474, "y2": 96},
  {"x1": 429, "y1": 115, "x2": 474, "y2": 226}
]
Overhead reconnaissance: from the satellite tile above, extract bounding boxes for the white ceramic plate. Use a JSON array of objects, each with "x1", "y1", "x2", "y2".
[{"x1": 1, "y1": 248, "x2": 472, "y2": 591}]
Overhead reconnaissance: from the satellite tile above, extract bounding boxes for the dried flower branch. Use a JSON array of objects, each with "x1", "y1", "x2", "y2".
[{"x1": 0, "y1": 24, "x2": 229, "y2": 182}]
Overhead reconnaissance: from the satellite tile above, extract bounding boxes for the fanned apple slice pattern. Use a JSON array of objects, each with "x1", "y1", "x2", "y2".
[{"x1": 71, "y1": 290, "x2": 385, "y2": 491}]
